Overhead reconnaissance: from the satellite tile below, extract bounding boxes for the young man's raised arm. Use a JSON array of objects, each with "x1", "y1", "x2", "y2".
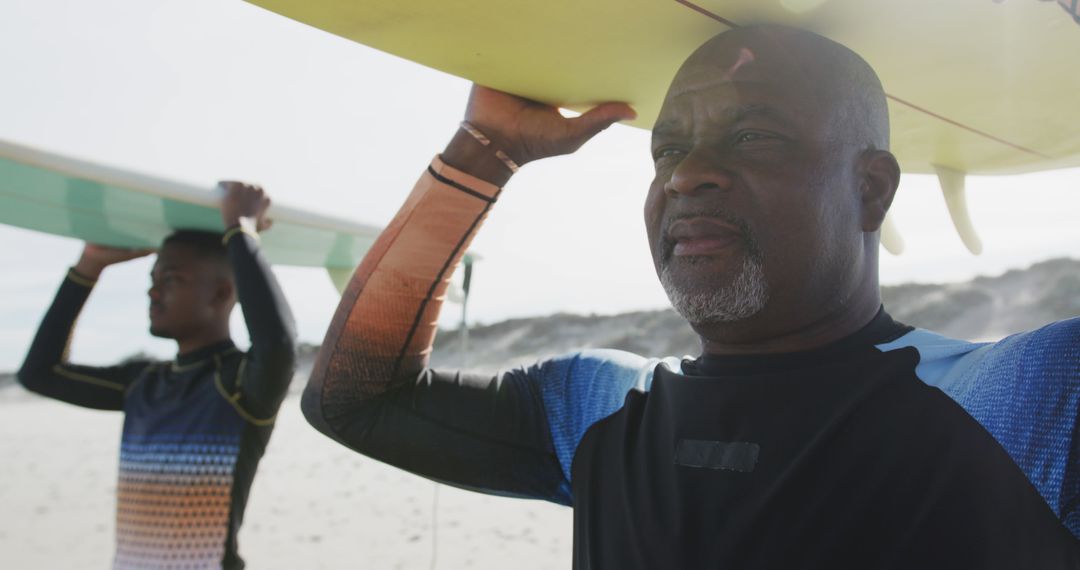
[
  {"x1": 17, "y1": 246, "x2": 155, "y2": 410},
  {"x1": 214, "y1": 183, "x2": 299, "y2": 424},
  {"x1": 302, "y1": 86, "x2": 635, "y2": 502}
]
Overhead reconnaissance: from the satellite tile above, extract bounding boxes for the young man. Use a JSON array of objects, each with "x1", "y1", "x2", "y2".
[
  {"x1": 304, "y1": 26, "x2": 1080, "y2": 569},
  {"x1": 18, "y1": 182, "x2": 296, "y2": 570}
]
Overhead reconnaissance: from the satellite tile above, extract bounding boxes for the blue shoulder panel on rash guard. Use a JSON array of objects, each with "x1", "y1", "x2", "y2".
[
  {"x1": 535, "y1": 349, "x2": 679, "y2": 497},
  {"x1": 877, "y1": 318, "x2": 1080, "y2": 534}
]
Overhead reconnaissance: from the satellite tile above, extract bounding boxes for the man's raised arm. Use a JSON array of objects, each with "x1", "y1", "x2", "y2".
[
  {"x1": 217, "y1": 182, "x2": 298, "y2": 423},
  {"x1": 301, "y1": 86, "x2": 634, "y2": 500},
  {"x1": 17, "y1": 245, "x2": 156, "y2": 410}
]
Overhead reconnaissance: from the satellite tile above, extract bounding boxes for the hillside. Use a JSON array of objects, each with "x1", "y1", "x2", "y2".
[
  {"x1": 429, "y1": 257, "x2": 1080, "y2": 371},
  {"x1": 5, "y1": 258, "x2": 1079, "y2": 386}
]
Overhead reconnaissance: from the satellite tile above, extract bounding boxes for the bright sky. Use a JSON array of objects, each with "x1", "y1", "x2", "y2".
[{"x1": 1, "y1": 0, "x2": 1077, "y2": 370}]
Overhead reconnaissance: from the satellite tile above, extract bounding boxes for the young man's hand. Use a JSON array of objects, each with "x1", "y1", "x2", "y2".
[
  {"x1": 442, "y1": 85, "x2": 636, "y2": 186},
  {"x1": 74, "y1": 244, "x2": 155, "y2": 280},
  {"x1": 220, "y1": 181, "x2": 273, "y2": 232}
]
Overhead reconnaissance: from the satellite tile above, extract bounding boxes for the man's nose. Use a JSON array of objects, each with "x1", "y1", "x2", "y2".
[
  {"x1": 148, "y1": 285, "x2": 160, "y2": 300},
  {"x1": 664, "y1": 148, "x2": 735, "y2": 197}
]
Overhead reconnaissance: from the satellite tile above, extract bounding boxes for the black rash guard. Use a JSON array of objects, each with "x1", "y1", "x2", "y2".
[
  {"x1": 17, "y1": 231, "x2": 296, "y2": 570},
  {"x1": 306, "y1": 159, "x2": 1080, "y2": 569},
  {"x1": 313, "y1": 310, "x2": 1080, "y2": 569}
]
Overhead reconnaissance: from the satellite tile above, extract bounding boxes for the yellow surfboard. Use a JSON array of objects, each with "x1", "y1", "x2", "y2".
[
  {"x1": 245, "y1": 0, "x2": 1080, "y2": 253},
  {"x1": 246, "y1": 0, "x2": 1080, "y2": 176}
]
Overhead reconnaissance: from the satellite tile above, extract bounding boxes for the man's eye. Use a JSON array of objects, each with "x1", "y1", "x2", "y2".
[
  {"x1": 734, "y1": 131, "x2": 772, "y2": 144},
  {"x1": 654, "y1": 148, "x2": 685, "y2": 161}
]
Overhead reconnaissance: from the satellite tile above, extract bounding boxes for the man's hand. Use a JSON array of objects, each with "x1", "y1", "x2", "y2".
[
  {"x1": 74, "y1": 244, "x2": 155, "y2": 280},
  {"x1": 442, "y1": 85, "x2": 636, "y2": 186},
  {"x1": 220, "y1": 181, "x2": 272, "y2": 232}
]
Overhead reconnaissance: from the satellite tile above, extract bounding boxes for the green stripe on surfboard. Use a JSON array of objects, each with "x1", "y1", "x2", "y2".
[{"x1": 0, "y1": 139, "x2": 378, "y2": 269}]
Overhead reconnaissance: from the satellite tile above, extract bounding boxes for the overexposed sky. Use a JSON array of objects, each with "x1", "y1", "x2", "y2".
[{"x1": 0, "y1": 0, "x2": 1077, "y2": 369}]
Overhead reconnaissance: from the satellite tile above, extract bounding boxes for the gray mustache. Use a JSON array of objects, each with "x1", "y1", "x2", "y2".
[{"x1": 659, "y1": 210, "x2": 763, "y2": 262}]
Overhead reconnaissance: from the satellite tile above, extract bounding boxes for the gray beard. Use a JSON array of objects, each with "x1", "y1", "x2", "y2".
[{"x1": 660, "y1": 255, "x2": 769, "y2": 324}]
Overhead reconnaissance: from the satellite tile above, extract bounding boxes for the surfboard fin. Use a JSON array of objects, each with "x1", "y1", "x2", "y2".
[
  {"x1": 446, "y1": 256, "x2": 473, "y2": 305},
  {"x1": 327, "y1": 267, "x2": 352, "y2": 294},
  {"x1": 934, "y1": 165, "x2": 983, "y2": 255},
  {"x1": 880, "y1": 212, "x2": 904, "y2": 255}
]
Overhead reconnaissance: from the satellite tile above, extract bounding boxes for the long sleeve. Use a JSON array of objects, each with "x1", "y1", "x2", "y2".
[
  {"x1": 302, "y1": 156, "x2": 572, "y2": 502},
  {"x1": 17, "y1": 269, "x2": 152, "y2": 411},
  {"x1": 220, "y1": 229, "x2": 298, "y2": 422}
]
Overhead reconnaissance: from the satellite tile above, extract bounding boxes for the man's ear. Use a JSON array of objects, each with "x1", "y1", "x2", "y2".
[
  {"x1": 213, "y1": 277, "x2": 236, "y2": 309},
  {"x1": 858, "y1": 149, "x2": 901, "y2": 232}
]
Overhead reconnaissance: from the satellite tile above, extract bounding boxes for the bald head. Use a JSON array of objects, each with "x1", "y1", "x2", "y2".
[
  {"x1": 645, "y1": 24, "x2": 902, "y2": 350},
  {"x1": 669, "y1": 25, "x2": 890, "y2": 151}
]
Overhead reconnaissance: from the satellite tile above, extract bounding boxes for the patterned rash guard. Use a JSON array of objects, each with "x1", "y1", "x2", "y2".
[
  {"x1": 18, "y1": 232, "x2": 296, "y2": 570},
  {"x1": 306, "y1": 157, "x2": 1080, "y2": 569}
]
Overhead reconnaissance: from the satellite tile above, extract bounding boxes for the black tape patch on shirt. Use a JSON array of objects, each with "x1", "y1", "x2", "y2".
[{"x1": 675, "y1": 439, "x2": 760, "y2": 472}]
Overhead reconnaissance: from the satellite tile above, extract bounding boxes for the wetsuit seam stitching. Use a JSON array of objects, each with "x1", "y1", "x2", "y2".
[
  {"x1": 389, "y1": 200, "x2": 494, "y2": 378},
  {"x1": 52, "y1": 365, "x2": 125, "y2": 391},
  {"x1": 234, "y1": 356, "x2": 249, "y2": 393},
  {"x1": 426, "y1": 165, "x2": 498, "y2": 203},
  {"x1": 124, "y1": 364, "x2": 156, "y2": 396},
  {"x1": 172, "y1": 347, "x2": 241, "y2": 372},
  {"x1": 65, "y1": 268, "x2": 97, "y2": 288},
  {"x1": 566, "y1": 403, "x2": 632, "y2": 490},
  {"x1": 212, "y1": 354, "x2": 276, "y2": 426}
]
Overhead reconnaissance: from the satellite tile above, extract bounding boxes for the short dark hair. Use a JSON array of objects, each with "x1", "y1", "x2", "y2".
[{"x1": 161, "y1": 229, "x2": 228, "y2": 264}]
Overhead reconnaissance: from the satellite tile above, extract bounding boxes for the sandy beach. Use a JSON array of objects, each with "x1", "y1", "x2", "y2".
[{"x1": 0, "y1": 389, "x2": 572, "y2": 569}]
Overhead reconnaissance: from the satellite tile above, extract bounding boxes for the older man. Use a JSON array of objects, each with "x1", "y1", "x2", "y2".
[{"x1": 304, "y1": 26, "x2": 1080, "y2": 568}]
